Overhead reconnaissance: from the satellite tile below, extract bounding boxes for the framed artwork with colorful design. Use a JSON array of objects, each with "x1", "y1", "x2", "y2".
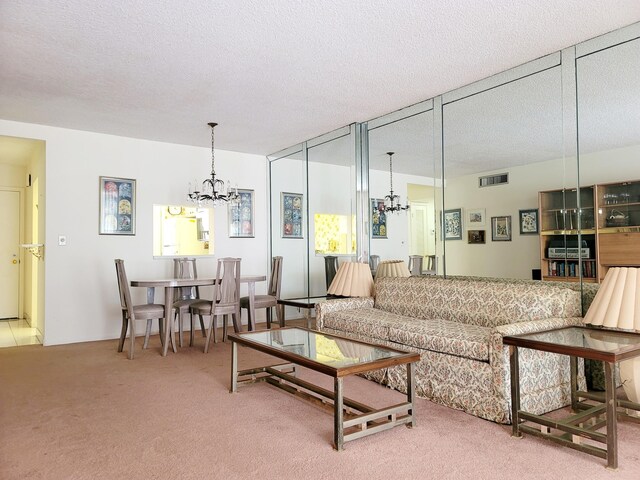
[
  {"x1": 99, "y1": 176, "x2": 136, "y2": 235},
  {"x1": 228, "y1": 189, "x2": 254, "y2": 238},
  {"x1": 281, "y1": 192, "x2": 303, "y2": 238}
]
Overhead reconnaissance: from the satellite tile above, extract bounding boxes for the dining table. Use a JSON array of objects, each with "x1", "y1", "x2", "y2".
[{"x1": 130, "y1": 275, "x2": 266, "y2": 356}]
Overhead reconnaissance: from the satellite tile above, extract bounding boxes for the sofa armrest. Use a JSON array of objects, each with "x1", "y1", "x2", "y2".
[
  {"x1": 493, "y1": 316, "x2": 584, "y2": 339},
  {"x1": 490, "y1": 317, "x2": 584, "y2": 410},
  {"x1": 315, "y1": 297, "x2": 374, "y2": 329}
]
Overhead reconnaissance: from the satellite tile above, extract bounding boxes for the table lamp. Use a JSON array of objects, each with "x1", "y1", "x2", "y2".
[
  {"x1": 327, "y1": 262, "x2": 374, "y2": 297},
  {"x1": 375, "y1": 260, "x2": 411, "y2": 280},
  {"x1": 584, "y1": 267, "x2": 640, "y2": 402}
]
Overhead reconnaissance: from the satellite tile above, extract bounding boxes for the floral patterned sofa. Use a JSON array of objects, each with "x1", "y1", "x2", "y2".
[{"x1": 316, "y1": 276, "x2": 587, "y2": 424}]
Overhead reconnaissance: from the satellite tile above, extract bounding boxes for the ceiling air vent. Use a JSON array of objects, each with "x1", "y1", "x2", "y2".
[{"x1": 479, "y1": 173, "x2": 509, "y2": 188}]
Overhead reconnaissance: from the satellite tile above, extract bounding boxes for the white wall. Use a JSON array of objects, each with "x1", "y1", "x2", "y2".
[{"x1": 0, "y1": 119, "x2": 268, "y2": 346}]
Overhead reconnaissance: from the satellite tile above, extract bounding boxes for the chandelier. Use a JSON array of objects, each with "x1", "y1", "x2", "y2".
[
  {"x1": 187, "y1": 122, "x2": 239, "y2": 205},
  {"x1": 383, "y1": 152, "x2": 409, "y2": 213}
]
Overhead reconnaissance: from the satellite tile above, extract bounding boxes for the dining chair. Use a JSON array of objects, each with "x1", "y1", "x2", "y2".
[
  {"x1": 424, "y1": 255, "x2": 437, "y2": 275},
  {"x1": 114, "y1": 259, "x2": 169, "y2": 360},
  {"x1": 172, "y1": 258, "x2": 207, "y2": 347},
  {"x1": 325, "y1": 255, "x2": 339, "y2": 290},
  {"x1": 408, "y1": 255, "x2": 424, "y2": 276},
  {"x1": 369, "y1": 255, "x2": 380, "y2": 277},
  {"x1": 240, "y1": 256, "x2": 283, "y2": 329},
  {"x1": 190, "y1": 257, "x2": 241, "y2": 353}
]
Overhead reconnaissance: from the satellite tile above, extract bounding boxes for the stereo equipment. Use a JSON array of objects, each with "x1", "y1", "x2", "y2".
[{"x1": 548, "y1": 247, "x2": 590, "y2": 259}]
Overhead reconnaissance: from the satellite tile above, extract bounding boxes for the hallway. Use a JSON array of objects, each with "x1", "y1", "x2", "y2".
[{"x1": 0, "y1": 319, "x2": 41, "y2": 348}]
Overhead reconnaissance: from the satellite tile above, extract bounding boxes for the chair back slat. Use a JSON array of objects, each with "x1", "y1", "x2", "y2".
[
  {"x1": 173, "y1": 257, "x2": 199, "y2": 300},
  {"x1": 114, "y1": 259, "x2": 134, "y2": 319},
  {"x1": 268, "y1": 256, "x2": 283, "y2": 299},
  {"x1": 325, "y1": 256, "x2": 339, "y2": 290},
  {"x1": 408, "y1": 255, "x2": 423, "y2": 276},
  {"x1": 216, "y1": 257, "x2": 241, "y2": 307}
]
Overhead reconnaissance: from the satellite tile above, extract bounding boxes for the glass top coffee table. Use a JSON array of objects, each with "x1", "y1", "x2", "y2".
[
  {"x1": 229, "y1": 327, "x2": 420, "y2": 450},
  {"x1": 504, "y1": 326, "x2": 640, "y2": 469}
]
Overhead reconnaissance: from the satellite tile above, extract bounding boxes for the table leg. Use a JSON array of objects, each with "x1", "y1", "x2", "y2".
[
  {"x1": 605, "y1": 361, "x2": 618, "y2": 470},
  {"x1": 509, "y1": 345, "x2": 522, "y2": 437},
  {"x1": 570, "y1": 356, "x2": 578, "y2": 411},
  {"x1": 248, "y1": 281, "x2": 256, "y2": 331},
  {"x1": 230, "y1": 340, "x2": 238, "y2": 393},
  {"x1": 162, "y1": 286, "x2": 177, "y2": 356},
  {"x1": 407, "y1": 362, "x2": 416, "y2": 428},
  {"x1": 334, "y1": 377, "x2": 344, "y2": 451}
]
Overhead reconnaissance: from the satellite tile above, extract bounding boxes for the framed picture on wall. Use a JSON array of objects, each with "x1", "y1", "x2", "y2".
[
  {"x1": 228, "y1": 189, "x2": 254, "y2": 238},
  {"x1": 519, "y1": 208, "x2": 539, "y2": 235},
  {"x1": 467, "y1": 208, "x2": 486, "y2": 227},
  {"x1": 491, "y1": 215, "x2": 512, "y2": 241},
  {"x1": 467, "y1": 230, "x2": 486, "y2": 244},
  {"x1": 99, "y1": 176, "x2": 136, "y2": 235},
  {"x1": 443, "y1": 208, "x2": 463, "y2": 240},
  {"x1": 281, "y1": 192, "x2": 303, "y2": 238},
  {"x1": 371, "y1": 198, "x2": 387, "y2": 238}
]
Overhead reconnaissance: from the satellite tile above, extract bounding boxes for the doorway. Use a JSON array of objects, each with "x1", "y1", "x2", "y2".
[{"x1": 0, "y1": 135, "x2": 45, "y2": 348}]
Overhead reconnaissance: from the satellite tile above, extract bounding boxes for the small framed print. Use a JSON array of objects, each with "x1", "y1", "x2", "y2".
[
  {"x1": 519, "y1": 208, "x2": 539, "y2": 235},
  {"x1": 444, "y1": 208, "x2": 463, "y2": 240},
  {"x1": 491, "y1": 216, "x2": 512, "y2": 241},
  {"x1": 99, "y1": 176, "x2": 136, "y2": 235},
  {"x1": 228, "y1": 189, "x2": 254, "y2": 238},
  {"x1": 467, "y1": 230, "x2": 486, "y2": 244},
  {"x1": 281, "y1": 192, "x2": 303, "y2": 238},
  {"x1": 371, "y1": 198, "x2": 387, "y2": 238},
  {"x1": 467, "y1": 208, "x2": 486, "y2": 227}
]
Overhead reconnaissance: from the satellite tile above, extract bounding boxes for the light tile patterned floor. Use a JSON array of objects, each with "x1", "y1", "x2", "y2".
[{"x1": 0, "y1": 319, "x2": 42, "y2": 348}]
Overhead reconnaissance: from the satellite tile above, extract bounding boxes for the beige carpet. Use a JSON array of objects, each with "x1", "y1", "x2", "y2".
[{"x1": 1, "y1": 329, "x2": 640, "y2": 480}]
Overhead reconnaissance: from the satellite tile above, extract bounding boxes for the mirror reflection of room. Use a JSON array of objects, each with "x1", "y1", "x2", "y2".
[{"x1": 367, "y1": 110, "x2": 438, "y2": 275}]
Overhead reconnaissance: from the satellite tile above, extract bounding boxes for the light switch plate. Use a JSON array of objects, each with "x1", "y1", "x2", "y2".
[{"x1": 58, "y1": 235, "x2": 67, "y2": 246}]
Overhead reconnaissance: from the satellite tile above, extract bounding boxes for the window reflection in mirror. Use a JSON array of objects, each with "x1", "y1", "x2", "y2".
[
  {"x1": 442, "y1": 65, "x2": 571, "y2": 280},
  {"x1": 152, "y1": 205, "x2": 214, "y2": 257},
  {"x1": 314, "y1": 213, "x2": 356, "y2": 255},
  {"x1": 367, "y1": 110, "x2": 438, "y2": 273}
]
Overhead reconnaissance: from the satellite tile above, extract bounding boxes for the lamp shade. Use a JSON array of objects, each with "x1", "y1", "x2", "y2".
[
  {"x1": 584, "y1": 267, "x2": 640, "y2": 331},
  {"x1": 327, "y1": 262, "x2": 374, "y2": 297},
  {"x1": 375, "y1": 260, "x2": 411, "y2": 280}
]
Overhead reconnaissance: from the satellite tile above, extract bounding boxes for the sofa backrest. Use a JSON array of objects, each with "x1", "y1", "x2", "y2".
[{"x1": 374, "y1": 276, "x2": 582, "y2": 328}]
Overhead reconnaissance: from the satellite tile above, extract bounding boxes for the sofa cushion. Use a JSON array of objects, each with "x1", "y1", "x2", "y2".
[
  {"x1": 322, "y1": 308, "x2": 490, "y2": 362},
  {"x1": 374, "y1": 276, "x2": 581, "y2": 328},
  {"x1": 388, "y1": 319, "x2": 490, "y2": 362}
]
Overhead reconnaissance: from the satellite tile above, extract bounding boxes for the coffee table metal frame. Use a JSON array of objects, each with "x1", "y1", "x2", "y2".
[
  {"x1": 504, "y1": 326, "x2": 640, "y2": 469},
  {"x1": 229, "y1": 327, "x2": 420, "y2": 450}
]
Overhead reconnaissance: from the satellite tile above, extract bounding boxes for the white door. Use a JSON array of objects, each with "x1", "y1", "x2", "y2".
[{"x1": 0, "y1": 190, "x2": 20, "y2": 319}]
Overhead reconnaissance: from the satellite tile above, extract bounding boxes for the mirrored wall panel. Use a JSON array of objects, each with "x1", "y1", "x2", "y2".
[
  {"x1": 441, "y1": 64, "x2": 575, "y2": 281},
  {"x1": 367, "y1": 110, "x2": 439, "y2": 275},
  {"x1": 307, "y1": 131, "x2": 357, "y2": 295},
  {"x1": 577, "y1": 35, "x2": 640, "y2": 283},
  {"x1": 269, "y1": 147, "x2": 308, "y2": 301}
]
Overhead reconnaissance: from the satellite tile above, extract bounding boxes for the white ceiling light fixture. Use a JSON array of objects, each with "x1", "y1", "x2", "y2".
[
  {"x1": 188, "y1": 122, "x2": 239, "y2": 206},
  {"x1": 383, "y1": 152, "x2": 409, "y2": 213}
]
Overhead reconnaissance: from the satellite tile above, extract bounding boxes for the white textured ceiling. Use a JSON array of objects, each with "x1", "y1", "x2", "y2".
[{"x1": 1, "y1": 1, "x2": 640, "y2": 156}]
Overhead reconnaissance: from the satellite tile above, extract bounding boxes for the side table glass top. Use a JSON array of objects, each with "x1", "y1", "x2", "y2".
[
  {"x1": 506, "y1": 326, "x2": 640, "y2": 357},
  {"x1": 236, "y1": 327, "x2": 404, "y2": 368}
]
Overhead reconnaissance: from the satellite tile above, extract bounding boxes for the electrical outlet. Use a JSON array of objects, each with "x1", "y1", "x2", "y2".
[{"x1": 58, "y1": 235, "x2": 67, "y2": 246}]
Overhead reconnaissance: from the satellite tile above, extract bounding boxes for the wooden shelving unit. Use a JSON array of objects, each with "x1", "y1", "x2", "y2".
[
  {"x1": 539, "y1": 180, "x2": 640, "y2": 283},
  {"x1": 539, "y1": 187, "x2": 597, "y2": 283},
  {"x1": 595, "y1": 180, "x2": 640, "y2": 281}
]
